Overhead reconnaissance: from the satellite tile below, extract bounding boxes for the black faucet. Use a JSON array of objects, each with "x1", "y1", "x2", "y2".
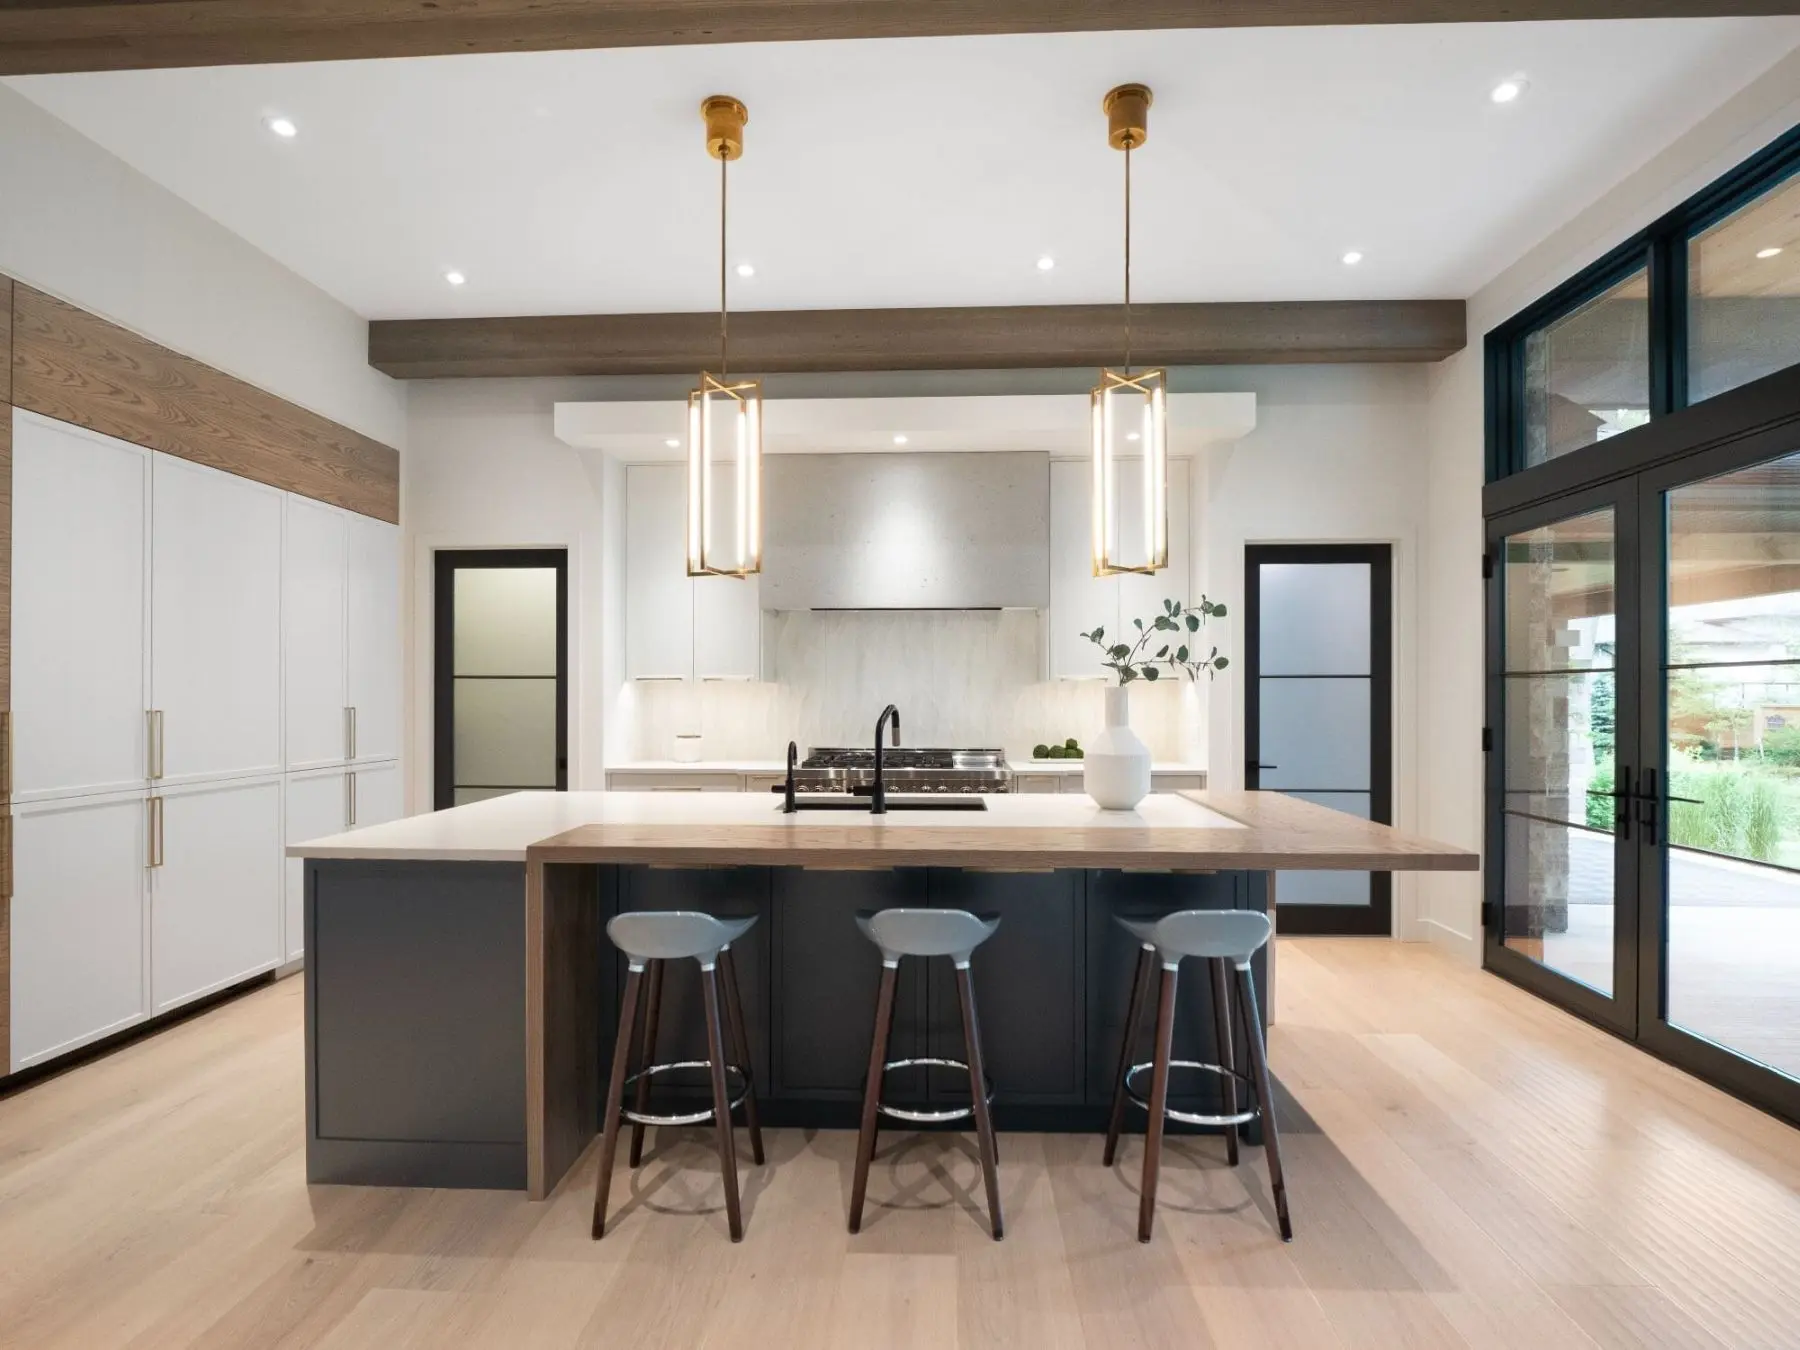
[
  {"x1": 871, "y1": 705, "x2": 901, "y2": 815},
  {"x1": 783, "y1": 740, "x2": 798, "y2": 814}
]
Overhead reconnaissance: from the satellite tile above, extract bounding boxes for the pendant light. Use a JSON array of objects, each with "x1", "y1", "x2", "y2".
[
  {"x1": 687, "y1": 95, "x2": 763, "y2": 578},
  {"x1": 1091, "y1": 83, "x2": 1168, "y2": 578}
]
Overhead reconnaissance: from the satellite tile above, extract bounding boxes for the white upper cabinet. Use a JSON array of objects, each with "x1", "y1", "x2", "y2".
[
  {"x1": 1048, "y1": 457, "x2": 1190, "y2": 680},
  {"x1": 346, "y1": 513, "x2": 402, "y2": 762},
  {"x1": 693, "y1": 573, "x2": 761, "y2": 680},
  {"x1": 11, "y1": 413, "x2": 150, "y2": 799},
  {"x1": 283, "y1": 496, "x2": 349, "y2": 769},
  {"x1": 9, "y1": 789, "x2": 149, "y2": 1070},
  {"x1": 151, "y1": 454, "x2": 283, "y2": 781},
  {"x1": 625, "y1": 463, "x2": 698, "y2": 680},
  {"x1": 150, "y1": 776, "x2": 283, "y2": 1012}
]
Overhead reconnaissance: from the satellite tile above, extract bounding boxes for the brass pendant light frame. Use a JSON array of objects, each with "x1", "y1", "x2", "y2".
[
  {"x1": 688, "y1": 94, "x2": 764, "y2": 579},
  {"x1": 1091, "y1": 82, "x2": 1169, "y2": 579}
]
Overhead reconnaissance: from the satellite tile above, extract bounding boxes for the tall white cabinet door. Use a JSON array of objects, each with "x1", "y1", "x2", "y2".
[
  {"x1": 151, "y1": 455, "x2": 283, "y2": 781},
  {"x1": 346, "y1": 514, "x2": 401, "y2": 762},
  {"x1": 1118, "y1": 458, "x2": 1191, "y2": 626},
  {"x1": 11, "y1": 413, "x2": 150, "y2": 799},
  {"x1": 693, "y1": 574, "x2": 761, "y2": 680},
  {"x1": 10, "y1": 791, "x2": 148, "y2": 1070},
  {"x1": 351, "y1": 760, "x2": 405, "y2": 829},
  {"x1": 151, "y1": 777, "x2": 283, "y2": 1012},
  {"x1": 283, "y1": 497, "x2": 349, "y2": 770},
  {"x1": 1048, "y1": 458, "x2": 1116, "y2": 680},
  {"x1": 283, "y1": 770, "x2": 347, "y2": 963},
  {"x1": 626, "y1": 464, "x2": 695, "y2": 680}
]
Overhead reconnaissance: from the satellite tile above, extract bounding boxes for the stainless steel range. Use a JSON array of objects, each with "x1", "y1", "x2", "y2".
[{"x1": 792, "y1": 747, "x2": 1011, "y2": 795}]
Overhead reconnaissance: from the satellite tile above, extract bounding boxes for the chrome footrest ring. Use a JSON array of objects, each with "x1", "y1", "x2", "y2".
[
  {"x1": 620, "y1": 1060, "x2": 752, "y2": 1127},
  {"x1": 1123, "y1": 1059, "x2": 1259, "y2": 1128},
  {"x1": 874, "y1": 1056, "x2": 996, "y2": 1124}
]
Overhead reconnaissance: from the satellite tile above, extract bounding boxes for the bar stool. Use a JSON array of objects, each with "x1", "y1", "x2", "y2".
[
  {"x1": 592, "y1": 911, "x2": 764, "y2": 1244},
  {"x1": 1103, "y1": 909, "x2": 1291, "y2": 1244},
  {"x1": 848, "y1": 908, "x2": 1004, "y2": 1241}
]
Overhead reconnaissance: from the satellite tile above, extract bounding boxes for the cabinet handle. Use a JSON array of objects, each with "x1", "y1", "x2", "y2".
[
  {"x1": 345, "y1": 706, "x2": 357, "y2": 761},
  {"x1": 1, "y1": 710, "x2": 12, "y2": 800},
  {"x1": 0, "y1": 810, "x2": 13, "y2": 901},
  {"x1": 349, "y1": 771, "x2": 357, "y2": 827},
  {"x1": 147, "y1": 795, "x2": 165, "y2": 868},
  {"x1": 147, "y1": 709, "x2": 166, "y2": 781}
]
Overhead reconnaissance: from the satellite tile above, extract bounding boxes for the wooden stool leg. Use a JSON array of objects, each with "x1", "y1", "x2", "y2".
[
  {"x1": 1138, "y1": 963, "x2": 1179, "y2": 1244},
  {"x1": 1208, "y1": 956, "x2": 1241, "y2": 1167},
  {"x1": 591, "y1": 967, "x2": 642, "y2": 1240},
  {"x1": 700, "y1": 964, "x2": 744, "y2": 1242},
  {"x1": 954, "y1": 965, "x2": 1005, "y2": 1242},
  {"x1": 1104, "y1": 945, "x2": 1155, "y2": 1167},
  {"x1": 628, "y1": 959, "x2": 665, "y2": 1168},
  {"x1": 848, "y1": 964, "x2": 898, "y2": 1234},
  {"x1": 1234, "y1": 962, "x2": 1292, "y2": 1242},
  {"x1": 719, "y1": 946, "x2": 765, "y2": 1166}
]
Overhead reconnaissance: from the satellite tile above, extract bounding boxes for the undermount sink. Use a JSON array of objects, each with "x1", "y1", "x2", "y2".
[{"x1": 778, "y1": 797, "x2": 988, "y2": 813}]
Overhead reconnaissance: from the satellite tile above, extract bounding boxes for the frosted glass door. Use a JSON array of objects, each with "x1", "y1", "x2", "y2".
[
  {"x1": 1246, "y1": 547, "x2": 1392, "y2": 933},
  {"x1": 435, "y1": 551, "x2": 567, "y2": 808}
]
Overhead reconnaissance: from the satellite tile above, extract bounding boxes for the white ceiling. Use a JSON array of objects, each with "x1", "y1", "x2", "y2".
[
  {"x1": 10, "y1": 20, "x2": 1798, "y2": 321},
  {"x1": 553, "y1": 392, "x2": 1258, "y2": 460}
]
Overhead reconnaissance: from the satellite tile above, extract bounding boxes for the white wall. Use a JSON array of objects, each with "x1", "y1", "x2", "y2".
[
  {"x1": 1418, "y1": 53, "x2": 1800, "y2": 963},
  {"x1": 0, "y1": 84, "x2": 405, "y2": 449},
  {"x1": 403, "y1": 377, "x2": 618, "y2": 809}
]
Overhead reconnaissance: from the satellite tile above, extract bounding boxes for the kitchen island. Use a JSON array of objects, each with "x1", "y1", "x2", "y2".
[{"x1": 291, "y1": 790, "x2": 1475, "y2": 1198}]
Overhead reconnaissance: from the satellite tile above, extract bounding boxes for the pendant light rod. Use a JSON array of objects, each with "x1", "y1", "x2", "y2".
[
  {"x1": 702, "y1": 94, "x2": 747, "y2": 374},
  {"x1": 720, "y1": 151, "x2": 728, "y2": 375},
  {"x1": 1124, "y1": 141, "x2": 1132, "y2": 372},
  {"x1": 1103, "y1": 82, "x2": 1150, "y2": 371}
]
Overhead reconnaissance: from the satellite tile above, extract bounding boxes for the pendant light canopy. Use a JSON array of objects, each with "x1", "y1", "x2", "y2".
[
  {"x1": 688, "y1": 94, "x2": 763, "y2": 579},
  {"x1": 1091, "y1": 83, "x2": 1168, "y2": 578}
]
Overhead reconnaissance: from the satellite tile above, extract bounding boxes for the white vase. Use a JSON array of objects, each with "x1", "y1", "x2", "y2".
[{"x1": 1084, "y1": 685, "x2": 1152, "y2": 810}]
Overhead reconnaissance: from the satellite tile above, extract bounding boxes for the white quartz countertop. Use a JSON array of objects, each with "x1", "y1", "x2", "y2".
[{"x1": 290, "y1": 789, "x2": 1248, "y2": 863}]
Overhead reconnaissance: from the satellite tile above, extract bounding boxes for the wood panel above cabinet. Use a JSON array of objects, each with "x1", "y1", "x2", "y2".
[{"x1": 10, "y1": 286, "x2": 399, "y2": 523}]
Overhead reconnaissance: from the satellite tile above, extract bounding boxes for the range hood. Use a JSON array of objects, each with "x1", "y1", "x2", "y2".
[{"x1": 761, "y1": 452, "x2": 1048, "y2": 610}]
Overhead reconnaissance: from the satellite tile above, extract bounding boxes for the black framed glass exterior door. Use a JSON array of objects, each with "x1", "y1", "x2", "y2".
[
  {"x1": 1244, "y1": 544, "x2": 1393, "y2": 936},
  {"x1": 1486, "y1": 486, "x2": 1642, "y2": 1035},
  {"x1": 432, "y1": 549, "x2": 569, "y2": 811}
]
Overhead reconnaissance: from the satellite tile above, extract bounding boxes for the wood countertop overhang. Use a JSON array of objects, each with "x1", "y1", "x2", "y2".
[{"x1": 522, "y1": 791, "x2": 1478, "y2": 874}]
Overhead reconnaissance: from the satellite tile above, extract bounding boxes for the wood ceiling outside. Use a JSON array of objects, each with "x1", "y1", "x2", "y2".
[{"x1": 0, "y1": 1, "x2": 1790, "y2": 74}]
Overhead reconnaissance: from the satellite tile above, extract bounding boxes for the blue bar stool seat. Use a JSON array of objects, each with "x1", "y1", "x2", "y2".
[
  {"x1": 1103, "y1": 908, "x2": 1292, "y2": 1243},
  {"x1": 848, "y1": 908, "x2": 1005, "y2": 1240},
  {"x1": 591, "y1": 910, "x2": 764, "y2": 1243}
]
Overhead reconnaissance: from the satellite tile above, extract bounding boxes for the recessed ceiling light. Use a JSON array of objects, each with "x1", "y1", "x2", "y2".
[
  {"x1": 736, "y1": 262, "x2": 755, "y2": 278},
  {"x1": 1126, "y1": 431, "x2": 1141, "y2": 442},
  {"x1": 1756, "y1": 246, "x2": 1784, "y2": 259},
  {"x1": 1037, "y1": 255, "x2": 1056, "y2": 271},
  {"x1": 264, "y1": 115, "x2": 298, "y2": 138},
  {"x1": 893, "y1": 434, "x2": 909, "y2": 445},
  {"x1": 443, "y1": 270, "x2": 466, "y2": 286},
  {"x1": 1342, "y1": 250, "x2": 1364, "y2": 266},
  {"x1": 664, "y1": 438, "x2": 680, "y2": 448},
  {"x1": 1490, "y1": 78, "x2": 1526, "y2": 105}
]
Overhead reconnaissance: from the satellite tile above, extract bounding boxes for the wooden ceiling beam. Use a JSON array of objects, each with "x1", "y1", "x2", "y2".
[
  {"x1": 368, "y1": 300, "x2": 1466, "y2": 378},
  {"x1": 0, "y1": 2, "x2": 1789, "y2": 75}
]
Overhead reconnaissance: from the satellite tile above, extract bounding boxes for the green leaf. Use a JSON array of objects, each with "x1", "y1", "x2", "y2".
[
  {"x1": 1176, "y1": 645, "x2": 1188, "y2": 662},
  {"x1": 1143, "y1": 665, "x2": 1160, "y2": 680},
  {"x1": 1133, "y1": 617, "x2": 1143, "y2": 630},
  {"x1": 1110, "y1": 644, "x2": 1130, "y2": 660},
  {"x1": 1120, "y1": 667, "x2": 1137, "y2": 683},
  {"x1": 1214, "y1": 656, "x2": 1230, "y2": 670},
  {"x1": 1212, "y1": 603, "x2": 1227, "y2": 617},
  {"x1": 1185, "y1": 613, "x2": 1199, "y2": 631},
  {"x1": 1157, "y1": 645, "x2": 1169, "y2": 657}
]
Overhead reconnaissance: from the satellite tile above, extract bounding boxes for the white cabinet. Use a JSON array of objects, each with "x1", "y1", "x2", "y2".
[
  {"x1": 352, "y1": 760, "x2": 405, "y2": 828},
  {"x1": 152, "y1": 455, "x2": 283, "y2": 781},
  {"x1": 11, "y1": 412, "x2": 150, "y2": 800},
  {"x1": 282, "y1": 769, "x2": 347, "y2": 963},
  {"x1": 9, "y1": 790, "x2": 149, "y2": 1071},
  {"x1": 1048, "y1": 458, "x2": 1189, "y2": 680},
  {"x1": 150, "y1": 777, "x2": 283, "y2": 1013},
  {"x1": 626, "y1": 463, "x2": 760, "y2": 681},
  {"x1": 346, "y1": 514, "x2": 402, "y2": 762},
  {"x1": 283, "y1": 496, "x2": 349, "y2": 770}
]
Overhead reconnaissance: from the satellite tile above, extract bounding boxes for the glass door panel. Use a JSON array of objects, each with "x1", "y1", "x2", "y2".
[
  {"x1": 1489, "y1": 494, "x2": 1638, "y2": 1030},
  {"x1": 1660, "y1": 451, "x2": 1800, "y2": 1084}
]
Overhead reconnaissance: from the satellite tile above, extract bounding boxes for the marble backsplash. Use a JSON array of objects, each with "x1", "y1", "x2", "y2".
[{"x1": 620, "y1": 609, "x2": 1204, "y2": 763}]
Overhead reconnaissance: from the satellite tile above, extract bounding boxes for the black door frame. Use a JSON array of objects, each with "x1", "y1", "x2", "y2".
[
  {"x1": 1483, "y1": 369, "x2": 1800, "y2": 1129},
  {"x1": 432, "y1": 548, "x2": 570, "y2": 811},
  {"x1": 1244, "y1": 543, "x2": 1394, "y2": 936}
]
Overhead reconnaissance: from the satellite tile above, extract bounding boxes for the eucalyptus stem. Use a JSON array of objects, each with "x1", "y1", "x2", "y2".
[{"x1": 1082, "y1": 597, "x2": 1230, "y2": 685}]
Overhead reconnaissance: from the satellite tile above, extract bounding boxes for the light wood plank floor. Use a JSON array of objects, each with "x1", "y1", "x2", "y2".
[{"x1": 3, "y1": 939, "x2": 1798, "y2": 1349}]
